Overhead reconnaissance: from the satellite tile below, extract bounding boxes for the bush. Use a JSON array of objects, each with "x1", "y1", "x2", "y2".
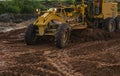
[
  {"x1": 21, "y1": 5, "x2": 34, "y2": 13},
  {"x1": 0, "y1": 3, "x2": 5, "y2": 14},
  {"x1": 0, "y1": 0, "x2": 73, "y2": 14},
  {"x1": 6, "y1": 5, "x2": 21, "y2": 13},
  {"x1": 0, "y1": 0, "x2": 45, "y2": 14},
  {"x1": 67, "y1": 0, "x2": 73, "y2": 4}
]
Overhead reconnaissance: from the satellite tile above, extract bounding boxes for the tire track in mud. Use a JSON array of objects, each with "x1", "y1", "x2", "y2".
[
  {"x1": 46, "y1": 51, "x2": 83, "y2": 76},
  {"x1": 67, "y1": 39, "x2": 120, "y2": 76},
  {"x1": 0, "y1": 22, "x2": 120, "y2": 76},
  {"x1": 68, "y1": 39, "x2": 120, "y2": 56}
]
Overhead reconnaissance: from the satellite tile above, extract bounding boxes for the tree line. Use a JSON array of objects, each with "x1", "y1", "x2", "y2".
[
  {"x1": 0, "y1": 0, "x2": 48, "y2": 14},
  {"x1": 0, "y1": 0, "x2": 119, "y2": 14}
]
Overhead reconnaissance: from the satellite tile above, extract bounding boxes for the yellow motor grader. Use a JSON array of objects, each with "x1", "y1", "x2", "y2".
[{"x1": 25, "y1": 0, "x2": 120, "y2": 48}]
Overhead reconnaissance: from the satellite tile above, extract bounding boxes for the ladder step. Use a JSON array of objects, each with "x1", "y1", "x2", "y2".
[
  {"x1": 46, "y1": 29, "x2": 56, "y2": 32},
  {"x1": 72, "y1": 25, "x2": 87, "y2": 29}
]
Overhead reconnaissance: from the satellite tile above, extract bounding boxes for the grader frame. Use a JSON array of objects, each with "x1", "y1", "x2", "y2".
[{"x1": 25, "y1": 0, "x2": 120, "y2": 48}]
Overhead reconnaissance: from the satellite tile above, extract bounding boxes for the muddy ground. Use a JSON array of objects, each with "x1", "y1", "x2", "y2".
[{"x1": 0, "y1": 21, "x2": 120, "y2": 76}]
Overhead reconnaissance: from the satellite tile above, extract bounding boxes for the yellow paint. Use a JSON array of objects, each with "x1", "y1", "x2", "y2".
[
  {"x1": 103, "y1": 2, "x2": 118, "y2": 19},
  {"x1": 33, "y1": 0, "x2": 119, "y2": 36}
]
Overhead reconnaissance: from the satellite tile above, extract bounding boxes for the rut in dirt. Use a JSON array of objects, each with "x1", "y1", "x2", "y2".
[{"x1": 0, "y1": 21, "x2": 120, "y2": 76}]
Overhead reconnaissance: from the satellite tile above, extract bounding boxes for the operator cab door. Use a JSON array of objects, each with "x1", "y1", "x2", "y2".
[
  {"x1": 93, "y1": 0, "x2": 102, "y2": 15},
  {"x1": 74, "y1": 0, "x2": 82, "y2": 5},
  {"x1": 86, "y1": 0, "x2": 103, "y2": 19}
]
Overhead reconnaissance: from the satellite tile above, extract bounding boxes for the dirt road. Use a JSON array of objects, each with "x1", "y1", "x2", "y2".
[{"x1": 0, "y1": 21, "x2": 120, "y2": 76}]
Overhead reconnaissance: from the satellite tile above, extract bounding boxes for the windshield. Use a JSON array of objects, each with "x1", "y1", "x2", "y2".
[
  {"x1": 75, "y1": 0, "x2": 82, "y2": 4},
  {"x1": 74, "y1": 0, "x2": 93, "y2": 4}
]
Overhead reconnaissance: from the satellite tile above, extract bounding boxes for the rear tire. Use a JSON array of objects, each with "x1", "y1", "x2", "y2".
[
  {"x1": 104, "y1": 18, "x2": 116, "y2": 32},
  {"x1": 55, "y1": 24, "x2": 71, "y2": 49},
  {"x1": 115, "y1": 16, "x2": 120, "y2": 30},
  {"x1": 25, "y1": 24, "x2": 38, "y2": 45}
]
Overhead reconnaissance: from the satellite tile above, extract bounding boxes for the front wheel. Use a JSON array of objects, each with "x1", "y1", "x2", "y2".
[
  {"x1": 55, "y1": 24, "x2": 71, "y2": 49},
  {"x1": 25, "y1": 24, "x2": 38, "y2": 45}
]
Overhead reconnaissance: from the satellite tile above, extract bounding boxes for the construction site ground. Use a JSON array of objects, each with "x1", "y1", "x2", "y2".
[{"x1": 0, "y1": 20, "x2": 120, "y2": 76}]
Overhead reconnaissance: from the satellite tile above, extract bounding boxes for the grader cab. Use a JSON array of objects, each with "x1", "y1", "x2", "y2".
[{"x1": 25, "y1": 0, "x2": 120, "y2": 48}]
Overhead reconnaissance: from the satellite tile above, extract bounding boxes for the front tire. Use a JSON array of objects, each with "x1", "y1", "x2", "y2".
[
  {"x1": 55, "y1": 24, "x2": 71, "y2": 49},
  {"x1": 25, "y1": 24, "x2": 38, "y2": 45}
]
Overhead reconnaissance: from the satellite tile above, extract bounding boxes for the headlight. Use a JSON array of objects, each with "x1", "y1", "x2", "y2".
[
  {"x1": 36, "y1": 9, "x2": 41, "y2": 15},
  {"x1": 54, "y1": 8, "x2": 57, "y2": 11},
  {"x1": 48, "y1": 8, "x2": 57, "y2": 12}
]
